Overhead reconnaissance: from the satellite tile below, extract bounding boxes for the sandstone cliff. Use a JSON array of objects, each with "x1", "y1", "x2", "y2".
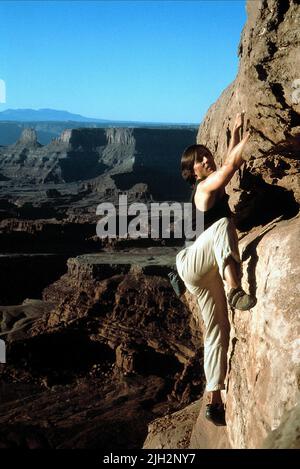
[{"x1": 224, "y1": 215, "x2": 300, "y2": 448}]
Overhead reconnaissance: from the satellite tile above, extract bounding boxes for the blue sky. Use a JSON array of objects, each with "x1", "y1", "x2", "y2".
[{"x1": 0, "y1": 0, "x2": 246, "y2": 123}]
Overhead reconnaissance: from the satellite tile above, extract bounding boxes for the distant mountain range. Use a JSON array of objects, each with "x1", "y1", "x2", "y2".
[
  {"x1": 0, "y1": 108, "x2": 198, "y2": 145},
  {"x1": 0, "y1": 108, "x2": 111, "y2": 123},
  {"x1": 0, "y1": 108, "x2": 197, "y2": 126}
]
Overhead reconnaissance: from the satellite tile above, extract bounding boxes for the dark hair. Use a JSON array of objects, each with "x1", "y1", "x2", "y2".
[{"x1": 181, "y1": 144, "x2": 213, "y2": 186}]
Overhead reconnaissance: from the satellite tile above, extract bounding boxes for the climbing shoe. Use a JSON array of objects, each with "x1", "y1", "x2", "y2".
[
  {"x1": 227, "y1": 286, "x2": 257, "y2": 311},
  {"x1": 205, "y1": 403, "x2": 226, "y2": 426}
]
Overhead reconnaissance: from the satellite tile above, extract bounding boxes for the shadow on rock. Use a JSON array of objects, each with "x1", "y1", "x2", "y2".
[{"x1": 234, "y1": 172, "x2": 299, "y2": 232}]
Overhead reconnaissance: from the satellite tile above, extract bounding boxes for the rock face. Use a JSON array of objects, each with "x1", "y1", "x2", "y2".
[
  {"x1": 197, "y1": 0, "x2": 300, "y2": 230},
  {"x1": 262, "y1": 401, "x2": 300, "y2": 449},
  {"x1": 225, "y1": 215, "x2": 300, "y2": 448},
  {"x1": 143, "y1": 400, "x2": 201, "y2": 449}
]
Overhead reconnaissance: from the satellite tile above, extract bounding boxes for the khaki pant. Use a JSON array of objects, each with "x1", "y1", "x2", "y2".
[{"x1": 176, "y1": 217, "x2": 241, "y2": 392}]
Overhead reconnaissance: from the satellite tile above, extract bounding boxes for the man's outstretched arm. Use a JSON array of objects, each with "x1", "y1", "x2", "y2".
[{"x1": 199, "y1": 129, "x2": 251, "y2": 193}]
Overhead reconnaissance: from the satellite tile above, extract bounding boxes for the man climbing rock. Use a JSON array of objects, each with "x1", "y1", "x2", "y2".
[{"x1": 176, "y1": 112, "x2": 256, "y2": 426}]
